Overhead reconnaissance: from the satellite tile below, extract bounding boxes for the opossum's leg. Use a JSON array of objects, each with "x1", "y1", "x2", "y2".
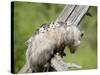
[
  {"x1": 58, "y1": 44, "x2": 66, "y2": 57},
  {"x1": 43, "y1": 62, "x2": 50, "y2": 72}
]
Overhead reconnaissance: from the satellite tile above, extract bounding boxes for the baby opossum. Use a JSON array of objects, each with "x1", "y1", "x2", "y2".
[{"x1": 26, "y1": 21, "x2": 83, "y2": 72}]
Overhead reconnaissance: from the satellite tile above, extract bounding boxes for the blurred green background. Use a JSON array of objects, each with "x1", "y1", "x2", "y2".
[{"x1": 13, "y1": 1, "x2": 97, "y2": 73}]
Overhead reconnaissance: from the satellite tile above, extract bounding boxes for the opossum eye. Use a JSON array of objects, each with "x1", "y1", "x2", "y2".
[{"x1": 81, "y1": 33, "x2": 84, "y2": 37}]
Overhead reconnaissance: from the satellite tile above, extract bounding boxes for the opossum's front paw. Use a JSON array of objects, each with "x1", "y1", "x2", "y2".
[{"x1": 62, "y1": 52, "x2": 66, "y2": 56}]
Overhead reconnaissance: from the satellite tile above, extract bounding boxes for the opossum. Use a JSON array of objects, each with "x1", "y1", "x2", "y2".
[{"x1": 26, "y1": 21, "x2": 83, "y2": 72}]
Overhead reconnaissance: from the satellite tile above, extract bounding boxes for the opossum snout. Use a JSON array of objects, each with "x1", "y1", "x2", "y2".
[
  {"x1": 68, "y1": 41, "x2": 80, "y2": 54},
  {"x1": 68, "y1": 45, "x2": 76, "y2": 54}
]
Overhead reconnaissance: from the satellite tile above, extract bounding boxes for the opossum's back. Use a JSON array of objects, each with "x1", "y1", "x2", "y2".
[{"x1": 31, "y1": 33, "x2": 56, "y2": 53}]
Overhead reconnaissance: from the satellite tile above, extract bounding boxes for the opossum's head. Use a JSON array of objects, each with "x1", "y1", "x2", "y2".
[{"x1": 64, "y1": 24, "x2": 84, "y2": 54}]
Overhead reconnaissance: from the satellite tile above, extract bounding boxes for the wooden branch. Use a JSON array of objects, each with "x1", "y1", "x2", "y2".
[
  {"x1": 55, "y1": 5, "x2": 75, "y2": 22},
  {"x1": 66, "y1": 5, "x2": 89, "y2": 26},
  {"x1": 56, "y1": 5, "x2": 89, "y2": 26},
  {"x1": 51, "y1": 53, "x2": 82, "y2": 71}
]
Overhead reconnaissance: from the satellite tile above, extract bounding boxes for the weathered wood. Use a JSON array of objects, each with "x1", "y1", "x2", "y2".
[
  {"x1": 56, "y1": 5, "x2": 89, "y2": 26},
  {"x1": 66, "y1": 5, "x2": 89, "y2": 26},
  {"x1": 51, "y1": 53, "x2": 82, "y2": 71},
  {"x1": 18, "y1": 5, "x2": 89, "y2": 73},
  {"x1": 55, "y1": 5, "x2": 76, "y2": 22}
]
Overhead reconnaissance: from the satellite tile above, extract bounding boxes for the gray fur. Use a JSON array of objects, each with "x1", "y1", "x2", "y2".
[{"x1": 26, "y1": 21, "x2": 83, "y2": 72}]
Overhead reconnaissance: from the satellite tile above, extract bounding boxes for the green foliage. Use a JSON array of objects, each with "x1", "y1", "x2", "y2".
[{"x1": 14, "y1": 1, "x2": 97, "y2": 73}]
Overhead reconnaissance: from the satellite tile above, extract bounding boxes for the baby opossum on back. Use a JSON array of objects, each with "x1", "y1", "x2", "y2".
[{"x1": 26, "y1": 21, "x2": 83, "y2": 72}]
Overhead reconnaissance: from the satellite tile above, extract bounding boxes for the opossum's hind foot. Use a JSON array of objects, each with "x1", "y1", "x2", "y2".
[
  {"x1": 31, "y1": 68, "x2": 36, "y2": 73},
  {"x1": 32, "y1": 70, "x2": 35, "y2": 73},
  {"x1": 43, "y1": 63, "x2": 50, "y2": 72}
]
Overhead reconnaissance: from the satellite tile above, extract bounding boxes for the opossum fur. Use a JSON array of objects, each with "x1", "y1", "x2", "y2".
[{"x1": 26, "y1": 22, "x2": 83, "y2": 72}]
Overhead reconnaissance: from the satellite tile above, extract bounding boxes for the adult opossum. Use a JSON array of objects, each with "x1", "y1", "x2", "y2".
[{"x1": 26, "y1": 21, "x2": 83, "y2": 72}]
